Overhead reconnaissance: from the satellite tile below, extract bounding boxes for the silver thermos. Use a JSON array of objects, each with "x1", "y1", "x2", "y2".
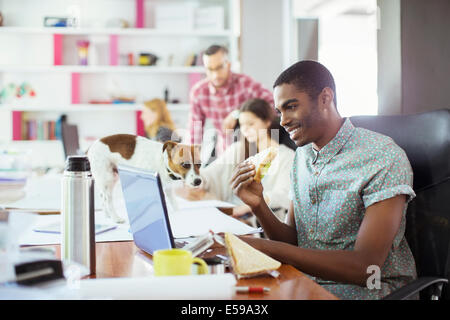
[{"x1": 61, "y1": 155, "x2": 95, "y2": 275}]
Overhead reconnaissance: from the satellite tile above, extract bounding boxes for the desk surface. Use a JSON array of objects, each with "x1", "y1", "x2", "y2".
[{"x1": 44, "y1": 241, "x2": 337, "y2": 300}]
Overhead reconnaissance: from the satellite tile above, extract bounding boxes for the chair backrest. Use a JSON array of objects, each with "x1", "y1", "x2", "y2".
[{"x1": 350, "y1": 109, "x2": 450, "y2": 298}]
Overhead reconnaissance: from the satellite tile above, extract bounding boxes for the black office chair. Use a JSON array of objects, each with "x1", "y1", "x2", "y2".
[{"x1": 350, "y1": 109, "x2": 450, "y2": 300}]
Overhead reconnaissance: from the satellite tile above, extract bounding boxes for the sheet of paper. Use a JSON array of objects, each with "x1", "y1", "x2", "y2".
[
  {"x1": 169, "y1": 207, "x2": 258, "y2": 238},
  {"x1": 175, "y1": 197, "x2": 236, "y2": 210},
  {"x1": 76, "y1": 274, "x2": 236, "y2": 300},
  {"x1": 18, "y1": 211, "x2": 132, "y2": 246}
]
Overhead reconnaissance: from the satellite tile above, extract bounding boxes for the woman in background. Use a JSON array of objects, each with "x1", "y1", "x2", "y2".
[
  {"x1": 141, "y1": 98, "x2": 180, "y2": 142},
  {"x1": 199, "y1": 98, "x2": 295, "y2": 224}
]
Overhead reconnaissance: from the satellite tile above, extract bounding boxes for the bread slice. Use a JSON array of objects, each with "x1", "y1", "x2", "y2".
[
  {"x1": 249, "y1": 146, "x2": 278, "y2": 182},
  {"x1": 225, "y1": 232, "x2": 281, "y2": 277}
]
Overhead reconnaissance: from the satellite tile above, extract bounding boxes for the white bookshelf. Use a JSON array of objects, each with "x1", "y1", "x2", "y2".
[
  {"x1": 0, "y1": 26, "x2": 234, "y2": 37},
  {"x1": 0, "y1": 0, "x2": 240, "y2": 148},
  {"x1": 1, "y1": 103, "x2": 190, "y2": 112},
  {"x1": 0, "y1": 65, "x2": 206, "y2": 74}
]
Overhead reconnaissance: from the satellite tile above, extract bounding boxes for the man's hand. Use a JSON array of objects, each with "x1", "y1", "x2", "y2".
[
  {"x1": 230, "y1": 161, "x2": 264, "y2": 210},
  {"x1": 222, "y1": 110, "x2": 238, "y2": 131}
]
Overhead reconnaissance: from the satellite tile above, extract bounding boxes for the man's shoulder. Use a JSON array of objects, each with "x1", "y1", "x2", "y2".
[
  {"x1": 190, "y1": 78, "x2": 210, "y2": 94},
  {"x1": 229, "y1": 72, "x2": 258, "y2": 87},
  {"x1": 353, "y1": 127, "x2": 397, "y2": 148},
  {"x1": 350, "y1": 126, "x2": 408, "y2": 160}
]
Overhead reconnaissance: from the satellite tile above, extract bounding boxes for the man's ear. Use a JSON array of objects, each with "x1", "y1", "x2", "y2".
[
  {"x1": 163, "y1": 141, "x2": 178, "y2": 154},
  {"x1": 320, "y1": 87, "x2": 334, "y2": 107}
]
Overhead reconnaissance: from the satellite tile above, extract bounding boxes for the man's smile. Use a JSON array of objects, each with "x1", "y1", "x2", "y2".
[{"x1": 285, "y1": 125, "x2": 302, "y2": 140}]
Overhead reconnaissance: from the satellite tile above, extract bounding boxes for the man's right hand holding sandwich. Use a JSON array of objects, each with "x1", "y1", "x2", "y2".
[{"x1": 229, "y1": 147, "x2": 298, "y2": 248}]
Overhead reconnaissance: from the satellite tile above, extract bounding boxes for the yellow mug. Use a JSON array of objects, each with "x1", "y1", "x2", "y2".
[{"x1": 153, "y1": 249, "x2": 209, "y2": 276}]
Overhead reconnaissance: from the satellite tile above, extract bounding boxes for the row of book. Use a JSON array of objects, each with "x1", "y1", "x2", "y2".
[{"x1": 19, "y1": 119, "x2": 63, "y2": 141}]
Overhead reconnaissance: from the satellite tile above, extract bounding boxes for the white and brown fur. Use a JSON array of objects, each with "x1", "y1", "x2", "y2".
[{"x1": 87, "y1": 134, "x2": 202, "y2": 223}]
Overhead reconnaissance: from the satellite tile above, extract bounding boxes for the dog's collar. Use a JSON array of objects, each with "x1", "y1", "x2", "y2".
[{"x1": 167, "y1": 168, "x2": 182, "y2": 181}]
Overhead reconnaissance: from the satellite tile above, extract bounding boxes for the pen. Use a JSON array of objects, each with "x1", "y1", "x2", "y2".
[{"x1": 235, "y1": 286, "x2": 271, "y2": 294}]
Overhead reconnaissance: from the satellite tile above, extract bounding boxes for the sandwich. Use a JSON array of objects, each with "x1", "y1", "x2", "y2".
[
  {"x1": 224, "y1": 232, "x2": 281, "y2": 278},
  {"x1": 248, "y1": 146, "x2": 278, "y2": 182}
]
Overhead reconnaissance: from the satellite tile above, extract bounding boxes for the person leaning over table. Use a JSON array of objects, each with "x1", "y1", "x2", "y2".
[
  {"x1": 188, "y1": 44, "x2": 273, "y2": 158},
  {"x1": 199, "y1": 98, "x2": 295, "y2": 225},
  {"x1": 229, "y1": 60, "x2": 417, "y2": 300}
]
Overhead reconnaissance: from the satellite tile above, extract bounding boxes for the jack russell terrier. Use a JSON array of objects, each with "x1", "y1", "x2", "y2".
[{"x1": 87, "y1": 134, "x2": 202, "y2": 223}]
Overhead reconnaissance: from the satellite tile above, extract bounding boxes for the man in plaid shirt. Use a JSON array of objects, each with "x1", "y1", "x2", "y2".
[{"x1": 188, "y1": 45, "x2": 273, "y2": 156}]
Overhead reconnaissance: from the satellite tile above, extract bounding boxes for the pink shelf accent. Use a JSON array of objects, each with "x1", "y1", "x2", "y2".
[
  {"x1": 136, "y1": 111, "x2": 145, "y2": 136},
  {"x1": 71, "y1": 73, "x2": 81, "y2": 104},
  {"x1": 109, "y1": 35, "x2": 119, "y2": 66},
  {"x1": 136, "y1": 0, "x2": 145, "y2": 28},
  {"x1": 53, "y1": 34, "x2": 63, "y2": 65},
  {"x1": 12, "y1": 111, "x2": 23, "y2": 140}
]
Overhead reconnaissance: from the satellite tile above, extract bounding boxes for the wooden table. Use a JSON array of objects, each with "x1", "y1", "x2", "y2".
[{"x1": 43, "y1": 241, "x2": 337, "y2": 300}]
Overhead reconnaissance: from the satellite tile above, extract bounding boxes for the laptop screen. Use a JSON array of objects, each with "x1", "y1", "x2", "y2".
[
  {"x1": 117, "y1": 165, "x2": 175, "y2": 254},
  {"x1": 61, "y1": 123, "x2": 81, "y2": 158}
]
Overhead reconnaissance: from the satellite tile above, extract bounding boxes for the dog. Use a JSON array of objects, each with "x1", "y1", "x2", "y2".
[{"x1": 87, "y1": 134, "x2": 202, "y2": 223}]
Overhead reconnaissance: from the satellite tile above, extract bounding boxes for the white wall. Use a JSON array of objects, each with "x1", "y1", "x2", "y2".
[
  {"x1": 240, "y1": 0, "x2": 293, "y2": 91},
  {"x1": 377, "y1": 0, "x2": 402, "y2": 115}
]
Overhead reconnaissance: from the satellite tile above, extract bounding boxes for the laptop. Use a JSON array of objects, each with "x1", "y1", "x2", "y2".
[{"x1": 117, "y1": 164, "x2": 213, "y2": 256}]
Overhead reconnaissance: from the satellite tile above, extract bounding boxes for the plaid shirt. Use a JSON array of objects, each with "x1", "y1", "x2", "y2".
[{"x1": 188, "y1": 72, "x2": 273, "y2": 153}]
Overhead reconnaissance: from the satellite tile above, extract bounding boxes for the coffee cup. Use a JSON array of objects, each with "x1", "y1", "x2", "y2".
[{"x1": 153, "y1": 249, "x2": 209, "y2": 276}]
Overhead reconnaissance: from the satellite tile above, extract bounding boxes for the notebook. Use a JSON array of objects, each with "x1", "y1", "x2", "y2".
[
  {"x1": 117, "y1": 164, "x2": 213, "y2": 256},
  {"x1": 33, "y1": 222, "x2": 116, "y2": 235}
]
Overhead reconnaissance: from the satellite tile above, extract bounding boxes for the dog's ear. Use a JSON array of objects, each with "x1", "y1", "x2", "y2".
[{"x1": 163, "y1": 141, "x2": 178, "y2": 154}]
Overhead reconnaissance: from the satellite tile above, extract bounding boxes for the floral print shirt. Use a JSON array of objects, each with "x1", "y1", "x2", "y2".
[{"x1": 290, "y1": 118, "x2": 417, "y2": 299}]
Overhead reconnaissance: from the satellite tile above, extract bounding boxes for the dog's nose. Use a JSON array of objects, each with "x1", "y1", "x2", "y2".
[{"x1": 193, "y1": 178, "x2": 202, "y2": 186}]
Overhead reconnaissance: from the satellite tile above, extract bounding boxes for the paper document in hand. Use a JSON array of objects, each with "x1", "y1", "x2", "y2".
[{"x1": 168, "y1": 207, "x2": 257, "y2": 238}]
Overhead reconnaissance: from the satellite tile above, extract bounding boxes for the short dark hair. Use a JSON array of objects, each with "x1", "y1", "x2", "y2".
[
  {"x1": 273, "y1": 60, "x2": 337, "y2": 107},
  {"x1": 203, "y1": 44, "x2": 229, "y2": 56}
]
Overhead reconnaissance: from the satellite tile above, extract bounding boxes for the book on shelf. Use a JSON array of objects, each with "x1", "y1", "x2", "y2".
[{"x1": 22, "y1": 119, "x2": 59, "y2": 141}]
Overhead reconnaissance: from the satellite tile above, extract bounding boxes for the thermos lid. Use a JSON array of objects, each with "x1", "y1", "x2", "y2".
[{"x1": 65, "y1": 155, "x2": 91, "y2": 172}]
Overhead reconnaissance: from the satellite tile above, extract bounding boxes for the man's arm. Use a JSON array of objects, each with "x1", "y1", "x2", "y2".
[
  {"x1": 242, "y1": 195, "x2": 406, "y2": 287},
  {"x1": 188, "y1": 94, "x2": 205, "y2": 144},
  {"x1": 230, "y1": 160, "x2": 408, "y2": 287}
]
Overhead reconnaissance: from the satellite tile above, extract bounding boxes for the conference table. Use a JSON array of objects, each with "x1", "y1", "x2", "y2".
[
  {"x1": 37, "y1": 240, "x2": 338, "y2": 300},
  {"x1": 13, "y1": 181, "x2": 337, "y2": 300}
]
